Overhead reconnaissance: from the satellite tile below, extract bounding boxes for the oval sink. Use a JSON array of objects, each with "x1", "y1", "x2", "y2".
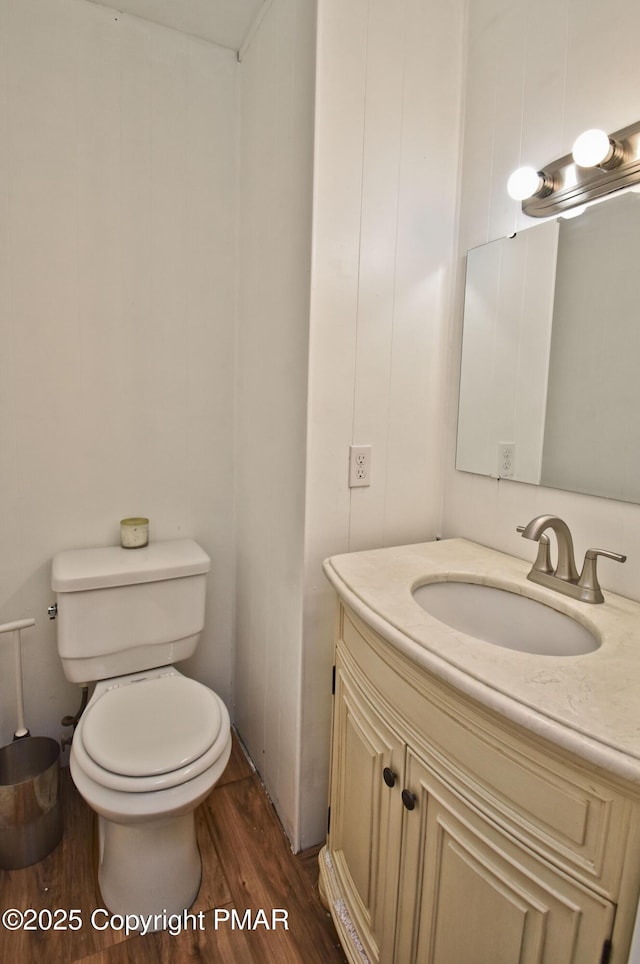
[{"x1": 412, "y1": 582, "x2": 600, "y2": 656}]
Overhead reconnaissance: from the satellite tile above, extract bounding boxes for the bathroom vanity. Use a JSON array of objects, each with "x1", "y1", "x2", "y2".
[{"x1": 319, "y1": 539, "x2": 640, "y2": 964}]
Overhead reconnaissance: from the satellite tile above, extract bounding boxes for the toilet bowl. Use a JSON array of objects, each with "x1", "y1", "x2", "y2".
[
  {"x1": 70, "y1": 667, "x2": 231, "y2": 918},
  {"x1": 51, "y1": 538, "x2": 231, "y2": 920}
]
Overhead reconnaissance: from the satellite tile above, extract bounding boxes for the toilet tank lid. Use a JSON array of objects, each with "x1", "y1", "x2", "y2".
[{"x1": 52, "y1": 539, "x2": 210, "y2": 592}]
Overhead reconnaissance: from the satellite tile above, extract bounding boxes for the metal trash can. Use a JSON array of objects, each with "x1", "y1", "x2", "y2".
[{"x1": 0, "y1": 736, "x2": 63, "y2": 869}]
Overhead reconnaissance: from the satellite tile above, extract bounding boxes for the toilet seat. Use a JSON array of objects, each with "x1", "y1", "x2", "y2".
[
  {"x1": 83, "y1": 674, "x2": 222, "y2": 777},
  {"x1": 72, "y1": 672, "x2": 230, "y2": 793}
]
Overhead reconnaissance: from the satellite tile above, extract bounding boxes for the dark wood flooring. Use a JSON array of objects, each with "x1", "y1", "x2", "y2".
[{"x1": 0, "y1": 733, "x2": 347, "y2": 964}]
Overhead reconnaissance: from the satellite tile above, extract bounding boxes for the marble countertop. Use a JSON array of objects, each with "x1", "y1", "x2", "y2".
[{"x1": 323, "y1": 538, "x2": 640, "y2": 787}]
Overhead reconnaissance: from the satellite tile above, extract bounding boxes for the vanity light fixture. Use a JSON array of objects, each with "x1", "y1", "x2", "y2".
[{"x1": 507, "y1": 118, "x2": 640, "y2": 217}]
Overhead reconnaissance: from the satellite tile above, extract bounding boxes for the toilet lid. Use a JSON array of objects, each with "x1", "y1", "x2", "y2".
[{"x1": 81, "y1": 675, "x2": 223, "y2": 778}]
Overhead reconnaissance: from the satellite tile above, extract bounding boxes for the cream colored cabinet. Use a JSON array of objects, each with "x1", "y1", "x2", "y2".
[
  {"x1": 320, "y1": 604, "x2": 640, "y2": 964},
  {"x1": 326, "y1": 660, "x2": 404, "y2": 963},
  {"x1": 395, "y1": 749, "x2": 614, "y2": 963}
]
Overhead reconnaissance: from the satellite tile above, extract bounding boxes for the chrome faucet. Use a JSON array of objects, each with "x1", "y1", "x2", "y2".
[{"x1": 518, "y1": 514, "x2": 626, "y2": 603}]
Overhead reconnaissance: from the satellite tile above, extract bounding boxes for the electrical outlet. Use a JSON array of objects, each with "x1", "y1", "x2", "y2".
[
  {"x1": 498, "y1": 442, "x2": 515, "y2": 478},
  {"x1": 349, "y1": 445, "x2": 372, "y2": 487}
]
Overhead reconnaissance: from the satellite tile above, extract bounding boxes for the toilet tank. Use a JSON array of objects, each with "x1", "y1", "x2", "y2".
[{"x1": 52, "y1": 539, "x2": 211, "y2": 683}]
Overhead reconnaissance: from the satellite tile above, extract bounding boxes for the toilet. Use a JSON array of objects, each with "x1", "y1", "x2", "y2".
[{"x1": 51, "y1": 538, "x2": 231, "y2": 919}]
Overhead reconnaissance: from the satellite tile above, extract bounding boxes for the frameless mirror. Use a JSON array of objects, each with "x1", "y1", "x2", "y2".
[{"x1": 456, "y1": 191, "x2": 640, "y2": 504}]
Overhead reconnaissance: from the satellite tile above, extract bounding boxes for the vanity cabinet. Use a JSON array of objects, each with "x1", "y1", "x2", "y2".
[{"x1": 320, "y1": 604, "x2": 640, "y2": 964}]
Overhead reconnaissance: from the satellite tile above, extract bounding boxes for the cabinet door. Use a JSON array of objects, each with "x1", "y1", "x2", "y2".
[
  {"x1": 329, "y1": 656, "x2": 405, "y2": 963},
  {"x1": 395, "y1": 749, "x2": 615, "y2": 964}
]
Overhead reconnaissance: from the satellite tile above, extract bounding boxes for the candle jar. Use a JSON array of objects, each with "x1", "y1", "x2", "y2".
[{"x1": 120, "y1": 517, "x2": 149, "y2": 549}]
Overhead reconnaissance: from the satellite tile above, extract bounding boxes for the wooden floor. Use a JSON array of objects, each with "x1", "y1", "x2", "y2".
[{"x1": 0, "y1": 734, "x2": 347, "y2": 964}]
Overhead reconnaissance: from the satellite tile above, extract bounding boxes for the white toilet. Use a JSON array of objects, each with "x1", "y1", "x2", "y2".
[{"x1": 51, "y1": 538, "x2": 231, "y2": 919}]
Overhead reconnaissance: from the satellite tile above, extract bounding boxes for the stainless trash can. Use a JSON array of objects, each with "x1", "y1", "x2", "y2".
[{"x1": 0, "y1": 736, "x2": 63, "y2": 869}]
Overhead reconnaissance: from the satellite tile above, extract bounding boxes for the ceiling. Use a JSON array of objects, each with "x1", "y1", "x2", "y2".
[{"x1": 92, "y1": 0, "x2": 267, "y2": 52}]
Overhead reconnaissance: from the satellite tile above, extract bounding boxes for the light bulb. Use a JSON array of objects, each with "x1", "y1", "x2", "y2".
[
  {"x1": 507, "y1": 166, "x2": 544, "y2": 201},
  {"x1": 572, "y1": 129, "x2": 612, "y2": 167}
]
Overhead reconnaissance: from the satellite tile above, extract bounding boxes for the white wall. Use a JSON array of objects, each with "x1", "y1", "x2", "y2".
[
  {"x1": 234, "y1": 0, "x2": 465, "y2": 851},
  {"x1": 0, "y1": 0, "x2": 387, "y2": 856},
  {"x1": 0, "y1": 0, "x2": 465, "y2": 856},
  {"x1": 442, "y1": 0, "x2": 640, "y2": 603},
  {"x1": 300, "y1": 0, "x2": 464, "y2": 848},
  {"x1": 234, "y1": 0, "x2": 316, "y2": 847},
  {"x1": 0, "y1": 0, "x2": 238, "y2": 746}
]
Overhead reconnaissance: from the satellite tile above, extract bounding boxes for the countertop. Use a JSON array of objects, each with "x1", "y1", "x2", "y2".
[{"x1": 323, "y1": 538, "x2": 640, "y2": 787}]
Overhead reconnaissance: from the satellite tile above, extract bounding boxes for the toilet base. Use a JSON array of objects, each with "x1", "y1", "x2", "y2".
[{"x1": 98, "y1": 810, "x2": 201, "y2": 921}]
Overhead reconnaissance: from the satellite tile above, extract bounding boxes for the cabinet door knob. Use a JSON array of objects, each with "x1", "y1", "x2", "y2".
[
  {"x1": 383, "y1": 767, "x2": 396, "y2": 788},
  {"x1": 401, "y1": 789, "x2": 416, "y2": 811}
]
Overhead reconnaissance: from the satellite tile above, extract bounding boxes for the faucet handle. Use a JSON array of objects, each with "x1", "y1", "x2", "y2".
[
  {"x1": 516, "y1": 525, "x2": 553, "y2": 574},
  {"x1": 586, "y1": 548, "x2": 626, "y2": 563},
  {"x1": 577, "y1": 548, "x2": 627, "y2": 603}
]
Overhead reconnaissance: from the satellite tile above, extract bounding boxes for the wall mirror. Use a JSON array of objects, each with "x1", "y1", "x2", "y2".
[{"x1": 456, "y1": 190, "x2": 640, "y2": 504}]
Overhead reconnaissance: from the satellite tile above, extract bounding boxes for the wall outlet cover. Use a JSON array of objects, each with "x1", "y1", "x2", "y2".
[{"x1": 349, "y1": 444, "x2": 372, "y2": 487}]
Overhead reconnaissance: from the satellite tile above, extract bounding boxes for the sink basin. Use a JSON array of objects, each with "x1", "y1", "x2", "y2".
[{"x1": 412, "y1": 581, "x2": 600, "y2": 656}]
